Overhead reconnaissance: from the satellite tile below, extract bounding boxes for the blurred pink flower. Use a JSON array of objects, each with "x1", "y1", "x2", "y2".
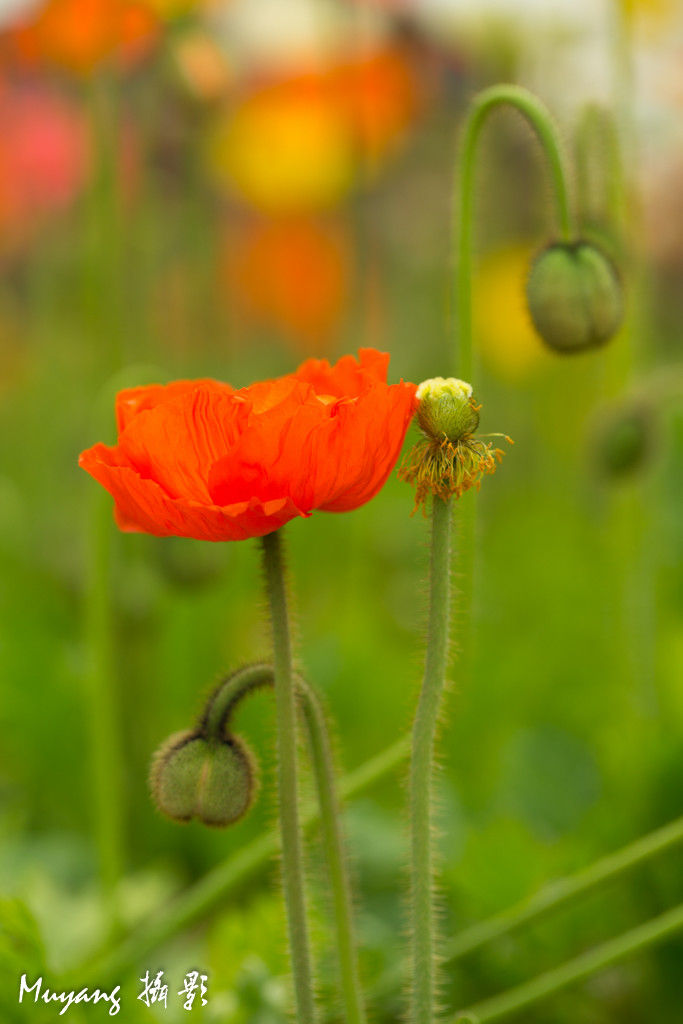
[{"x1": 0, "y1": 81, "x2": 88, "y2": 239}]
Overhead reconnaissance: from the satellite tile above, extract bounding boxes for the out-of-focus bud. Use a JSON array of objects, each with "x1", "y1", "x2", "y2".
[
  {"x1": 150, "y1": 730, "x2": 254, "y2": 828},
  {"x1": 526, "y1": 241, "x2": 623, "y2": 353},
  {"x1": 594, "y1": 401, "x2": 655, "y2": 478}
]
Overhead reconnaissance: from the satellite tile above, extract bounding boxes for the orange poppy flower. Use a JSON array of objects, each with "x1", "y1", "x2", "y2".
[
  {"x1": 79, "y1": 350, "x2": 416, "y2": 541},
  {"x1": 6, "y1": 0, "x2": 158, "y2": 75}
]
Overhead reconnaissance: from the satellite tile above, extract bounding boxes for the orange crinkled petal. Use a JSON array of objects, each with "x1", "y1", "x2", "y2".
[
  {"x1": 292, "y1": 347, "x2": 390, "y2": 398},
  {"x1": 209, "y1": 376, "x2": 416, "y2": 514},
  {"x1": 79, "y1": 443, "x2": 308, "y2": 541},
  {"x1": 115, "y1": 378, "x2": 232, "y2": 433}
]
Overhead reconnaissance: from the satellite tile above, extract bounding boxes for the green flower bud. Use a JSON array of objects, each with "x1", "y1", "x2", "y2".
[
  {"x1": 526, "y1": 241, "x2": 623, "y2": 353},
  {"x1": 150, "y1": 730, "x2": 255, "y2": 828},
  {"x1": 400, "y1": 376, "x2": 511, "y2": 511},
  {"x1": 415, "y1": 377, "x2": 480, "y2": 443}
]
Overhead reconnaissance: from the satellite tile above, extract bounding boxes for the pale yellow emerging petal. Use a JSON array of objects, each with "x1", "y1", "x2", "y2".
[{"x1": 416, "y1": 377, "x2": 473, "y2": 403}]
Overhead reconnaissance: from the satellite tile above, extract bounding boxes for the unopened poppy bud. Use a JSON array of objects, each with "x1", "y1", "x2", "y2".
[
  {"x1": 400, "y1": 377, "x2": 511, "y2": 511},
  {"x1": 415, "y1": 377, "x2": 480, "y2": 442},
  {"x1": 150, "y1": 730, "x2": 255, "y2": 828},
  {"x1": 594, "y1": 402, "x2": 655, "y2": 478},
  {"x1": 526, "y1": 241, "x2": 623, "y2": 353}
]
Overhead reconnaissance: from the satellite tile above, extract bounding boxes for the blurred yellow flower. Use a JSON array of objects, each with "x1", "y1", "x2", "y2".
[
  {"x1": 620, "y1": 0, "x2": 671, "y2": 17},
  {"x1": 474, "y1": 245, "x2": 550, "y2": 382},
  {"x1": 206, "y1": 48, "x2": 421, "y2": 213},
  {"x1": 209, "y1": 87, "x2": 355, "y2": 213},
  {"x1": 619, "y1": 0, "x2": 682, "y2": 33}
]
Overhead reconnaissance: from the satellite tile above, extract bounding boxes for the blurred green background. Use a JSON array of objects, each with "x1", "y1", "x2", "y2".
[{"x1": 2, "y1": 0, "x2": 683, "y2": 1021}]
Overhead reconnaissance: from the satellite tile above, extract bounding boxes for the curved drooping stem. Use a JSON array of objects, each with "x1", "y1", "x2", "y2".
[
  {"x1": 201, "y1": 662, "x2": 367, "y2": 1024},
  {"x1": 450, "y1": 85, "x2": 576, "y2": 800},
  {"x1": 454, "y1": 83, "x2": 576, "y2": 381},
  {"x1": 409, "y1": 495, "x2": 453, "y2": 1024},
  {"x1": 261, "y1": 530, "x2": 317, "y2": 1024}
]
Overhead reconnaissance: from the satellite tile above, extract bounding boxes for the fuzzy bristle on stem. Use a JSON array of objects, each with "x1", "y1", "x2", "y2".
[
  {"x1": 408, "y1": 495, "x2": 453, "y2": 1024},
  {"x1": 261, "y1": 529, "x2": 317, "y2": 1024}
]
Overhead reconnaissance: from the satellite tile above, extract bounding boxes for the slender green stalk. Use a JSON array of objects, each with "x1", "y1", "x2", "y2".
[
  {"x1": 261, "y1": 530, "x2": 317, "y2": 1024},
  {"x1": 299, "y1": 678, "x2": 367, "y2": 1024},
  {"x1": 67, "y1": 734, "x2": 409, "y2": 987},
  {"x1": 86, "y1": 72, "x2": 124, "y2": 372},
  {"x1": 454, "y1": 83, "x2": 575, "y2": 381},
  {"x1": 409, "y1": 495, "x2": 453, "y2": 1024},
  {"x1": 82, "y1": 74, "x2": 130, "y2": 916},
  {"x1": 84, "y1": 484, "x2": 125, "y2": 933},
  {"x1": 455, "y1": 902, "x2": 683, "y2": 1023},
  {"x1": 445, "y1": 812, "x2": 683, "y2": 961},
  {"x1": 82, "y1": 366, "x2": 163, "y2": 930}
]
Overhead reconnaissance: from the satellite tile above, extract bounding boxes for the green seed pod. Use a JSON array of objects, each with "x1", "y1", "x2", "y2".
[
  {"x1": 526, "y1": 241, "x2": 623, "y2": 353},
  {"x1": 150, "y1": 730, "x2": 255, "y2": 828},
  {"x1": 415, "y1": 377, "x2": 480, "y2": 443}
]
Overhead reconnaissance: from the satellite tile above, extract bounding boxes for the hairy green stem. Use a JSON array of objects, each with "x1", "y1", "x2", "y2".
[
  {"x1": 202, "y1": 664, "x2": 273, "y2": 738},
  {"x1": 409, "y1": 495, "x2": 453, "y2": 1024},
  {"x1": 261, "y1": 530, "x2": 317, "y2": 1024},
  {"x1": 455, "y1": 902, "x2": 683, "y2": 1023},
  {"x1": 299, "y1": 679, "x2": 367, "y2": 1024}
]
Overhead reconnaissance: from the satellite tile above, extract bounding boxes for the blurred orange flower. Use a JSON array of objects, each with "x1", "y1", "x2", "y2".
[
  {"x1": 224, "y1": 217, "x2": 350, "y2": 351},
  {"x1": 330, "y1": 48, "x2": 422, "y2": 165},
  {"x1": 79, "y1": 349, "x2": 416, "y2": 541},
  {"x1": 6, "y1": 0, "x2": 159, "y2": 74}
]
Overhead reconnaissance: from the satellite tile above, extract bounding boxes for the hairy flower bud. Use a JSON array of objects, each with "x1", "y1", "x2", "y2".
[
  {"x1": 415, "y1": 377, "x2": 480, "y2": 442},
  {"x1": 150, "y1": 730, "x2": 255, "y2": 828},
  {"x1": 526, "y1": 241, "x2": 623, "y2": 353},
  {"x1": 400, "y1": 376, "x2": 511, "y2": 511}
]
